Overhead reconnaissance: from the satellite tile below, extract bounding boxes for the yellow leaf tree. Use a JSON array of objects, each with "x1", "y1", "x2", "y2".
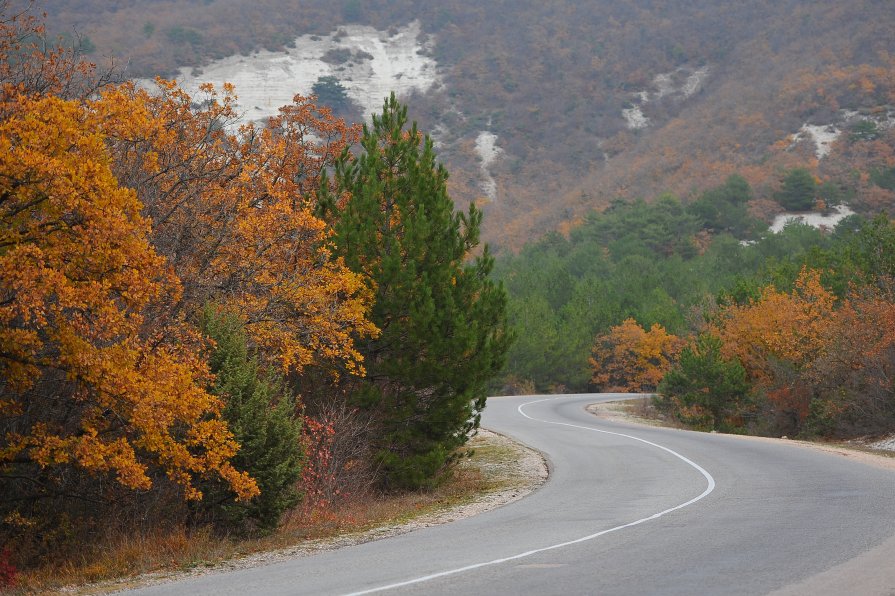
[
  {"x1": 0, "y1": 94, "x2": 258, "y2": 503},
  {"x1": 712, "y1": 268, "x2": 837, "y2": 425},
  {"x1": 98, "y1": 81, "x2": 377, "y2": 375},
  {"x1": 590, "y1": 318, "x2": 683, "y2": 392}
]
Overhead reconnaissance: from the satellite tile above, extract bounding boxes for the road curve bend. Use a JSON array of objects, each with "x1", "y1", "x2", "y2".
[{"x1": 125, "y1": 394, "x2": 895, "y2": 595}]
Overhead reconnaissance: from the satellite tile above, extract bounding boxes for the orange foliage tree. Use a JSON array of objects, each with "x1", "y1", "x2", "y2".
[
  {"x1": 805, "y1": 287, "x2": 895, "y2": 434},
  {"x1": 706, "y1": 267, "x2": 895, "y2": 435},
  {"x1": 590, "y1": 318, "x2": 683, "y2": 392},
  {"x1": 99, "y1": 80, "x2": 376, "y2": 375},
  {"x1": 712, "y1": 268, "x2": 837, "y2": 429},
  {"x1": 0, "y1": 6, "x2": 118, "y2": 115},
  {"x1": 0, "y1": 94, "x2": 257, "y2": 501},
  {"x1": 0, "y1": 8, "x2": 376, "y2": 525}
]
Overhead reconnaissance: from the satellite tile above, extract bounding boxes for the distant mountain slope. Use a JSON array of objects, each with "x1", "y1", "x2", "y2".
[{"x1": 30, "y1": 0, "x2": 895, "y2": 248}]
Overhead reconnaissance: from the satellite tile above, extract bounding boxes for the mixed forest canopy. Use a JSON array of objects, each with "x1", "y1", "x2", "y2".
[{"x1": 494, "y1": 181, "x2": 895, "y2": 439}]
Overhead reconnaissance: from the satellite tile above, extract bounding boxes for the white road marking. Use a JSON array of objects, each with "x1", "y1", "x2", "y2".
[{"x1": 344, "y1": 395, "x2": 716, "y2": 595}]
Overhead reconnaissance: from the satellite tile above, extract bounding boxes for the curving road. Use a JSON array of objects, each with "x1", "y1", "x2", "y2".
[{"x1": 127, "y1": 394, "x2": 895, "y2": 595}]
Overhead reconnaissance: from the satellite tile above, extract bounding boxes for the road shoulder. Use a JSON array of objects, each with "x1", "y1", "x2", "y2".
[{"x1": 73, "y1": 429, "x2": 548, "y2": 595}]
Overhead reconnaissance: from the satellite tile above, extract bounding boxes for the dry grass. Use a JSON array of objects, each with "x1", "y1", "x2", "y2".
[{"x1": 11, "y1": 432, "x2": 531, "y2": 595}]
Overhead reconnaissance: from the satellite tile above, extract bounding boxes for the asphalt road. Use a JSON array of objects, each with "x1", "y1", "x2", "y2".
[{"x1": 126, "y1": 394, "x2": 895, "y2": 595}]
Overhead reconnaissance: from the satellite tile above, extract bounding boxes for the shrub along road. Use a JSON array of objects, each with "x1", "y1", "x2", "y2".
[{"x1": 125, "y1": 394, "x2": 895, "y2": 595}]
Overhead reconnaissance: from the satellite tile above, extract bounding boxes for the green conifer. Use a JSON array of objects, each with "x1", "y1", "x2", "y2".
[
  {"x1": 777, "y1": 168, "x2": 817, "y2": 211},
  {"x1": 657, "y1": 334, "x2": 750, "y2": 432},
  {"x1": 324, "y1": 94, "x2": 511, "y2": 489},
  {"x1": 198, "y1": 308, "x2": 304, "y2": 533}
]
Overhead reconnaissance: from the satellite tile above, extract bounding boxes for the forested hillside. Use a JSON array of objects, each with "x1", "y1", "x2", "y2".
[
  {"x1": 495, "y1": 181, "x2": 895, "y2": 439},
  {"x1": 28, "y1": 0, "x2": 895, "y2": 247}
]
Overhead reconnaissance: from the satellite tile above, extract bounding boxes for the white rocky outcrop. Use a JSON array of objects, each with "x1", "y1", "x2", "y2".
[
  {"x1": 770, "y1": 204, "x2": 855, "y2": 233},
  {"x1": 143, "y1": 21, "x2": 440, "y2": 124},
  {"x1": 475, "y1": 131, "x2": 503, "y2": 201},
  {"x1": 622, "y1": 65, "x2": 709, "y2": 130},
  {"x1": 790, "y1": 107, "x2": 895, "y2": 160}
]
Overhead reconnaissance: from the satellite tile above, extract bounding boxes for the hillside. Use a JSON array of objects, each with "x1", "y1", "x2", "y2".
[{"x1": 29, "y1": 0, "x2": 895, "y2": 248}]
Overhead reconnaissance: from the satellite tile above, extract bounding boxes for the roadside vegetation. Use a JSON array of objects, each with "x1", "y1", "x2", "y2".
[
  {"x1": 6, "y1": 430, "x2": 537, "y2": 593},
  {"x1": 0, "y1": 10, "x2": 509, "y2": 590},
  {"x1": 497, "y1": 183, "x2": 895, "y2": 441}
]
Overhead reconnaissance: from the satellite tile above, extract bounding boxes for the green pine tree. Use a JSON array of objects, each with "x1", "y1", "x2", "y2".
[
  {"x1": 657, "y1": 334, "x2": 751, "y2": 432},
  {"x1": 198, "y1": 307, "x2": 304, "y2": 533},
  {"x1": 776, "y1": 168, "x2": 817, "y2": 211},
  {"x1": 688, "y1": 174, "x2": 766, "y2": 239},
  {"x1": 323, "y1": 94, "x2": 512, "y2": 489},
  {"x1": 312, "y1": 75, "x2": 351, "y2": 112}
]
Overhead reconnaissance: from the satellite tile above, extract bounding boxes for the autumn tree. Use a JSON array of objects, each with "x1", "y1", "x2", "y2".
[
  {"x1": 712, "y1": 268, "x2": 837, "y2": 432},
  {"x1": 98, "y1": 81, "x2": 376, "y2": 375},
  {"x1": 323, "y1": 94, "x2": 511, "y2": 489},
  {"x1": 805, "y1": 289, "x2": 895, "y2": 435},
  {"x1": 674, "y1": 218, "x2": 895, "y2": 437},
  {"x1": 590, "y1": 318, "x2": 683, "y2": 392},
  {"x1": 0, "y1": 6, "x2": 116, "y2": 115},
  {"x1": 0, "y1": 95, "x2": 258, "y2": 525},
  {"x1": 0, "y1": 9, "x2": 382, "y2": 565}
]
